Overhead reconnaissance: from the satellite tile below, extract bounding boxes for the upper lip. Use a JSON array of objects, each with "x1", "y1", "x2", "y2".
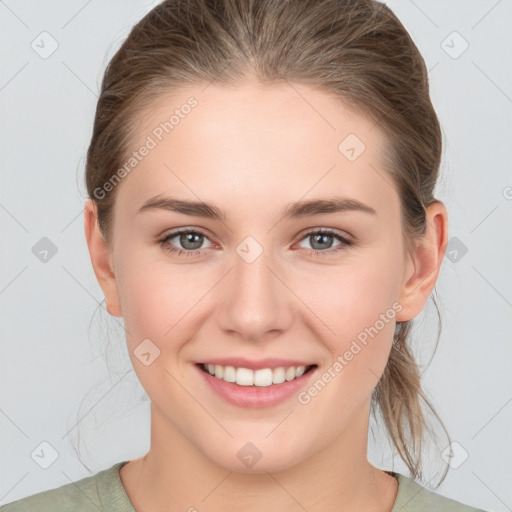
[{"x1": 197, "y1": 357, "x2": 316, "y2": 371}]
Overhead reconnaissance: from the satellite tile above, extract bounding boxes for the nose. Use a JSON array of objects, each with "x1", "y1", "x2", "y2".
[{"x1": 216, "y1": 241, "x2": 294, "y2": 342}]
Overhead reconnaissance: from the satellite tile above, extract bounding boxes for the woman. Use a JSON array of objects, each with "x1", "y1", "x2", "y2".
[{"x1": 1, "y1": 0, "x2": 489, "y2": 510}]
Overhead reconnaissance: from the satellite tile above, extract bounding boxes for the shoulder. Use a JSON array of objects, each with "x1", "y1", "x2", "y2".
[
  {"x1": 0, "y1": 461, "x2": 133, "y2": 512},
  {"x1": 392, "y1": 473, "x2": 489, "y2": 512}
]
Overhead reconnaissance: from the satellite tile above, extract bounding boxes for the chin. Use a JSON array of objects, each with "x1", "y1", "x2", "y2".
[{"x1": 201, "y1": 438, "x2": 307, "y2": 475}]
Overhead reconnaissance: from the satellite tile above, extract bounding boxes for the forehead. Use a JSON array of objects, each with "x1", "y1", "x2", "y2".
[{"x1": 115, "y1": 82, "x2": 398, "y2": 220}]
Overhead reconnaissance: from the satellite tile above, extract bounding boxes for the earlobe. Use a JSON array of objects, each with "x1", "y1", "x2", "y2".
[
  {"x1": 83, "y1": 200, "x2": 123, "y2": 317},
  {"x1": 396, "y1": 201, "x2": 448, "y2": 322}
]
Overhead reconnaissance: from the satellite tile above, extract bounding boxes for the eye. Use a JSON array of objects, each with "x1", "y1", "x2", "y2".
[
  {"x1": 158, "y1": 229, "x2": 213, "y2": 257},
  {"x1": 296, "y1": 228, "x2": 352, "y2": 256},
  {"x1": 158, "y1": 227, "x2": 352, "y2": 258}
]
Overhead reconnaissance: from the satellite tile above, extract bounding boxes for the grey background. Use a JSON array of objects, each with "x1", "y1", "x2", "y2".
[{"x1": 1, "y1": 0, "x2": 511, "y2": 510}]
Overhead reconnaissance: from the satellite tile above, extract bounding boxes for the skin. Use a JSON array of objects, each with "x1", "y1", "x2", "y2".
[{"x1": 84, "y1": 80, "x2": 448, "y2": 512}]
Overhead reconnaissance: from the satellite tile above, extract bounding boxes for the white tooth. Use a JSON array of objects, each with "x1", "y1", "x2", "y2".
[
  {"x1": 272, "y1": 367, "x2": 286, "y2": 384},
  {"x1": 295, "y1": 366, "x2": 305, "y2": 377},
  {"x1": 207, "y1": 364, "x2": 308, "y2": 385},
  {"x1": 236, "y1": 367, "x2": 254, "y2": 386},
  {"x1": 285, "y1": 366, "x2": 296, "y2": 381},
  {"x1": 254, "y1": 368, "x2": 273, "y2": 387},
  {"x1": 223, "y1": 366, "x2": 236, "y2": 382}
]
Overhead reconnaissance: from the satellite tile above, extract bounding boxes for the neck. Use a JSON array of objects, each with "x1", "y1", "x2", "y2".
[{"x1": 120, "y1": 403, "x2": 398, "y2": 512}]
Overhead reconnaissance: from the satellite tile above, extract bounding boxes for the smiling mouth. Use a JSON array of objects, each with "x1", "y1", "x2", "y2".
[{"x1": 198, "y1": 363, "x2": 317, "y2": 387}]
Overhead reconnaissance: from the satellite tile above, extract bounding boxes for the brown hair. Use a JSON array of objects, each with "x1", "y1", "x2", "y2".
[{"x1": 85, "y1": 0, "x2": 449, "y2": 483}]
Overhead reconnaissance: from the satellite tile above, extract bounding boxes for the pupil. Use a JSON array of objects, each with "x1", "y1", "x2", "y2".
[
  {"x1": 182, "y1": 232, "x2": 203, "y2": 250},
  {"x1": 312, "y1": 233, "x2": 332, "y2": 250}
]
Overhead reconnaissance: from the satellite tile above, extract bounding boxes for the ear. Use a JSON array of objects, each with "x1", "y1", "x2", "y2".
[
  {"x1": 83, "y1": 199, "x2": 122, "y2": 317},
  {"x1": 396, "y1": 200, "x2": 448, "y2": 322}
]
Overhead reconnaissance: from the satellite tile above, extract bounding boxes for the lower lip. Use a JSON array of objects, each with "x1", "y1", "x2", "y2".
[{"x1": 195, "y1": 364, "x2": 318, "y2": 408}]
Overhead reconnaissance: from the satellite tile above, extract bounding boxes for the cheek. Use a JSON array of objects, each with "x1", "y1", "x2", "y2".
[
  {"x1": 113, "y1": 255, "x2": 200, "y2": 394},
  {"x1": 292, "y1": 248, "x2": 402, "y2": 388},
  {"x1": 113, "y1": 246, "x2": 182, "y2": 340},
  {"x1": 114, "y1": 246, "x2": 217, "y2": 351},
  {"x1": 296, "y1": 250, "x2": 402, "y2": 339}
]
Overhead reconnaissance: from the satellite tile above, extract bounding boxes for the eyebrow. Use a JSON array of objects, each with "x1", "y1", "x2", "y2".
[{"x1": 137, "y1": 195, "x2": 376, "y2": 220}]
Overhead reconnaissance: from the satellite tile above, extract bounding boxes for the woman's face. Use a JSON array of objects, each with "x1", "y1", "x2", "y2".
[{"x1": 89, "y1": 81, "x2": 425, "y2": 473}]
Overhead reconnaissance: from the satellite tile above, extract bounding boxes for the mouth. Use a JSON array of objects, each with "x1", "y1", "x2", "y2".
[{"x1": 197, "y1": 362, "x2": 318, "y2": 387}]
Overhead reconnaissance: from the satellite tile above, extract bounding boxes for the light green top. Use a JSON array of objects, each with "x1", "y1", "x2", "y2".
[{"x1": 0, "y1": 461, "x2": 488, "y2": 511}]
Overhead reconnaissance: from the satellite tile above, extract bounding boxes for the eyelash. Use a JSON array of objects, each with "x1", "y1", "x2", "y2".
[{"x1": 158, "y1": 228, "x2": 353, "y2": 258}]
